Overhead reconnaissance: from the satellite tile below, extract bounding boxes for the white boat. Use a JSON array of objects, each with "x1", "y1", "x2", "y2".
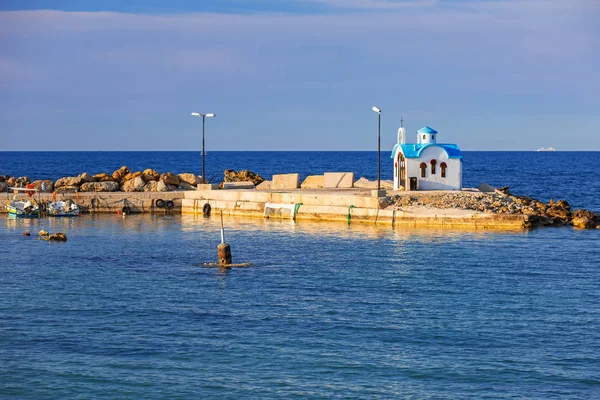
[
  {"x1": 536, "y1": 147, "x2": 556, "y2": 152},
  {"x1": 5, "y1": 187, "x2": 41, "y2": 218},
  {"x1": 47, "y1": 200, "x2": 80, "y2": 217}
]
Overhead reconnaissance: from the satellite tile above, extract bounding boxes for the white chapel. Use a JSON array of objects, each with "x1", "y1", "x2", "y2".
[{"x1": 390, "y1": 125, "x2": 463, "y2": 191}]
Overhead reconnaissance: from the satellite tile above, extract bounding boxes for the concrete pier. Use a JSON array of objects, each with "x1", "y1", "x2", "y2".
[{"x1": 2, "y1": 188, "x2": 527, "y2": 229}]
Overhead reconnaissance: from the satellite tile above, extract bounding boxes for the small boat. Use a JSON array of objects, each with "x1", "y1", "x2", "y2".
[
  {"x1": 47, "y1": 199, "x2": 80, "y2": 217},
  {"x1": 536, "y1": 147, "x2": 556, "y2": 152},
  {"x1": 6, "y1": 187, "x2": 41, "y2": 218}
]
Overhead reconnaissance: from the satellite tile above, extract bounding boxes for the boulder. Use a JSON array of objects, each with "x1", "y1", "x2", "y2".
[
  {"x1": 55, "y1": 176, "x2": 82, "y2": 188},
  {"x1": 93, "y1": 173, "x2": 114, "y2": 182},
  {"x1": 121, "y1": 171, "x2": 142, "y2": 184},
  {"x1": 16, "y1": 176, "x2": 31, "y2": 187},
  {"x1": 141, "y1": 169, "x2": 160, "y2": 182},
  {"x1": 556, "y1": 199, "x2": 570, "y2": 210},
  {"x1": 32, "y1": 180, "x2": 54, "y2": 193},
  {"x1": 223, "y1": 169, "x2": 265, "y2": 186},
  {"x1": 143, "y1": 181, "x2": 159, "y2": 192},
  {"x1": 160, "y1": 172, "x2": 180, "y2": 186},
  {"x1": 121, "y1": 176, "x2": 145, "y2": 192},
  {"x1": 0, "y1": 175, "x2": 7, "y2": 182},
  {"x1": 38, "y1": 230, "x2": 49, "y2": 236},
  {"x1": 546, "y1": 206, "x2": 571, "y2": 222},
  {"x1": 572, "y1": 209, "x2": 595, "y2": 220},
  {"x1": 156, "y1": 181, "x2": 169, "y2": 192},
  {"x1": 353, "y1": 177, "x2": 394, "y2": 189},
  {"x1": 80, "y1": 181, "x2": 120, "y2": 192},
  {"x1": 178, "y1": 173, "x2": 201, "y2": 186},
  {"x1": 478, "y1": 182, "x2": 495, "y2": 193},
  {"x1": 572, "y1": 216, "x2": 596, "y2": 229},
  {"x1": 55, "y1": 185, "x2": 79, "y2": 194},
  {"x1": 78, "y1": 172, "x2": 95, "y2": 183},
  {"x1": 112, "y1": 166, "x2": 130, "y2": 182},
  {"x1": 0, "y1": 182, "x2": 7, "y2": 193},
  {"x1": 6, "y1": 177, "x2": 16, "y2": 187},
  {"x1": 178, "y1": 181, "x2": 197, "y2": 191},
  {"x1": 43, "y1": 232, "x2": 67, "y2": 242}
]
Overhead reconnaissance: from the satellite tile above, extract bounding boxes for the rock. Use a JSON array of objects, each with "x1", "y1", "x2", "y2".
[
  {"x1": 178, "y1": 181, "x2": 197, "y2": 191},
  {"x1": 43, "y1": 232, "x2": 67, "y2": 242},
  {"x1": 143, "y1": 181, "x2": 159, "y2": 192},
  {"x1": 495, "y1": 186, "x2": 512, "y2": 195},
  {"x1": 256, "y1": 180, "x2": 272, "y2": 190},
  {"x1": 78, "y1": 172, "x2": 95, "y2": 183},
  {"x1": 521, "y1": 206, "x2": 537, "y2": 215},
  {"x1": 112, "y1": 166, "x2": 130, "y2": 182},
  {"x1": 546, "y1": 206, "x2": 571, "y2": 222},
  {"x1": 22, "y1": 231, "x2": 31, "y2": 236},
  {"x1": 39, "y1": 230, "x2": 49, "y2": 236},
  {"x1": 55, "y1": 176, "x2": 82, "y2": 188},
  {"x1": 7, "y1": 177, "x2": 16, "y2": 187},
  {"x1": 223, "y1": 169, "x2": 265, "y2": 186},
  {"x1": 156, "y1": 181, "x2": 169, "y2": 192},
  {"x1": 31, "y1": 180, "x2": 54, "y2": 193},
  {"x1": 301, "y1": 175, "x2": 324, "y2": 189},
  {"x1": 55, "y1": 185, "x2": 79, "y2": 193},
  {"x1": 572, "y1": 209, "x2": 596, "y2": 220},
  {"x1": 0, "y1": 182, "x2": 7, "y2": 193},
  {"x1": 141, "y1": 169, "x2": 160, "y2": 182},
  {"x1": 557, "y1": 200, "x2": 570, "y2": 210},
  {"x1": 121, "y1": 171, "x2": 142, "y2": 184},
  {"x1": 352, "y1": 177, "x2": 394, "y2": 189},
  {"x1": 93, "y1": 173, "x2": 114, "y2": 182},
  {"x1": 0, "y1": 175, "x2": 7, "y2": 182},
  {"x1": 121, "y1": 176, "x2": 145, "y2": 192},
  {"x1": 178, "y1": 173, "x2": 201, "y2": 186},
  {"x1": 80, "y1": 181, "x2": 120, "y2": 192},
  {"x1": 160, "y1": 172, "x2": 180, "y2": 186},
  {"x1": 572, "y1": 216, "x2": 596, "y2": 229},
  {"x1": 16, "y1": 176, "x2": 31, "y2": 187},
  {"x1": 478, "y1": 182, "x2": 495, "y2": 193}
]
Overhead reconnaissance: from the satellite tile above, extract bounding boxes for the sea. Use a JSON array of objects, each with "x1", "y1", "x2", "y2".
[{"x1": 0, "y1": 151, "x2": 599, "y2": 399}]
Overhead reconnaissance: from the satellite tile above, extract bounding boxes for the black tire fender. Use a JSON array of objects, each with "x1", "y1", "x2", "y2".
[
  {"x1": 203, "y1": 203, "x2": 211, "y2": 216},
  {"x1": 155, "y1": 199, "x2": 165, "y2": 208},
  {"x1": 165, "y1": 200, "x2": 175, "y2": 210}
]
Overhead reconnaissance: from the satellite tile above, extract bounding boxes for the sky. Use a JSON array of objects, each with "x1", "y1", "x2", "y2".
[{"x1": 0, "y1": 0, "x2": 598, "y2": 151}]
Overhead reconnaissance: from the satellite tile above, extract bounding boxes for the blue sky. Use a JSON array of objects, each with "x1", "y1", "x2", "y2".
[{"x1": 0, "y1": 0, "x2": 598, "y2": 151}]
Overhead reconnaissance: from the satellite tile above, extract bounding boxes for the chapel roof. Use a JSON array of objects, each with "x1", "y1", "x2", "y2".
[
  {"x1": 417, "y1": 126, "x2": 438, "y2": 134},
  {"x1": 390, "y1": 143, "x2": 463, "y2": 159}
]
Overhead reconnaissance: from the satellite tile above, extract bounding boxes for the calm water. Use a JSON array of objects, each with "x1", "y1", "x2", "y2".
[{"x1": 1, "y1": 152, "x2": 599, "y2": 399}]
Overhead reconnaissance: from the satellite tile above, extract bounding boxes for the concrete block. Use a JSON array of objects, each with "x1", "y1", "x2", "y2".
[
  {"x1": 324, "y1": 172, "x2": 354, "y2": 188},
  {"x1": 197, "y1": 183, "x2": 219, "y2": 191},
  {"x1": 222, "y1": 181, "x2": 255, "y2": 189},
  {"x1": 272, "y1": 173, "x2": 300, "y2": 190},
  {"x1": 372, "y1": 189, "x2": 387, "y2": 198},
  {"x1": 301, "y1": 175, "x2": 324, "y2": 189}
]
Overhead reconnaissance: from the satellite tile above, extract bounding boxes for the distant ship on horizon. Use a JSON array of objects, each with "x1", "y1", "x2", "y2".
[{"x1": 536, "y1": 147, "x2": 556, "y2": 152}]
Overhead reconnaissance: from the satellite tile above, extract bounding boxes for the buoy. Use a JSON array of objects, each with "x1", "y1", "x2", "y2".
[
  {"x1": 218, "y1": 211, "x2": 232, "y2": 266},
  {"x1": 203, "y1": 203, "x2": 211, "y2": 216},
  {"x1": 155, "y1": 199, "x2": 165, "y2": 208},
  {"x1": 165, "y1": 200, "x2": 175, "y2": 210}
]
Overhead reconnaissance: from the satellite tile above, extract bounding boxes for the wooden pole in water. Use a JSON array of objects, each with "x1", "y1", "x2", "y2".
[{"x1": 217, "y1": 211, "x2": 232, "y2": 266}]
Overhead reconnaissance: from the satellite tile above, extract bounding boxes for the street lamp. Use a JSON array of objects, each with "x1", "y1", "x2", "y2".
[
  {"x1": 191, "y1": 112, "x2": 216, "y2": 184},
  {"x1": 372, "y1": 106, "x2": 381, "y2": 191}
]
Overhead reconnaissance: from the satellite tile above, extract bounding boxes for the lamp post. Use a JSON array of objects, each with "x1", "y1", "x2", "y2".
[
  {"x1": 372, "y1": 106, "x2": 381, "y2": 191},
  {"x1": 191, "y1": 112, "x2": 216, "y2": 184}
]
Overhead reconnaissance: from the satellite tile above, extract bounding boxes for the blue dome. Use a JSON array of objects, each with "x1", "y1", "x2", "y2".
[{"x1": 417, "y1": 126, "x2": 438, "y2": 134}]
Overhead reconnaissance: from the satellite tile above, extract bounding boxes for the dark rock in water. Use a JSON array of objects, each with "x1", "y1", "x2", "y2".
[
  {"x1": 571, "y1": 209, "x2": 595, "y2": 220},
  {"x1": 223, "y1": 169, "x2": 265, "y2": 186},
  {"x1": 39, "y1": 230, "x2": 49, "y2": 236},
  {"x1": 43, "y1": 232, "x2": 67, "y2": 242},
  {"x1": 22, "y1": 231, "x2": 31, "y2": 236},
  {"x1": 556, "y1": 199, "x2": 570, "y2": 211},
  {"x1": 546, "y1": 206, "x2": 571, "y2": 222},
  {"x1": 572, "y1": 216, "x2": 596, "y2": 229}
]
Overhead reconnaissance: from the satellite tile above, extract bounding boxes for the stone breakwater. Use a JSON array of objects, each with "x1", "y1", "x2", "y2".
[
  {"x1": 388, "y1": 188, "x2": 599, "y2": 229},
  {"x1": 0, "y1": 166, "x2": 206, "y2": 194}
]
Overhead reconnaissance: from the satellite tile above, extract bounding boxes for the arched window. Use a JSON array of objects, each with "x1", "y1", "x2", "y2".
[
  {"x1": 432, "y1": 135, "x2": 435, "y2": 141},
  {"x1": 430, "y1": 159, "x2": 437, "y2": 174},
  {"x1": 420, "y1": 162, "x2": 427, "y2": 178},
  {"x1": 440, "y1": 162, "x2": 447, "y2": 178},
  {"x1": 422, "y1": 134, "x2": 426, "y2": 140}
]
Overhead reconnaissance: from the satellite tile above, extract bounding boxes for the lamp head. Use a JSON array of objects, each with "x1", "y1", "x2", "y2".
[
  {"x1": 191, "y1": 112, "x2": 201, "y2": 116},
  {"x1": 372, "y1": 106, "x2": 381, "y2": 113},
  {"x1": 205, "y1": 113, "x2": 215, "y2": 118}
]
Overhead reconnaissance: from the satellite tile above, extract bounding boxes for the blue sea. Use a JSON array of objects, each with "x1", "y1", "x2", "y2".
[{"x1": 1, "y1": 151, "x2": 599, "y2": 399}]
